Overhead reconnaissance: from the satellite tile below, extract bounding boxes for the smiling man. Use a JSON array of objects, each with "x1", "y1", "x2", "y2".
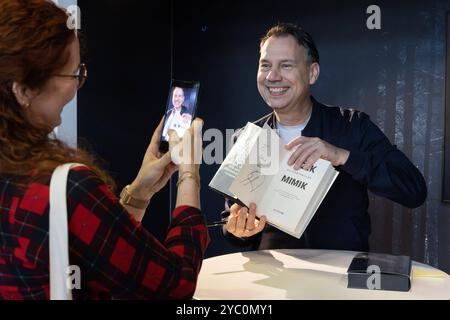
[
  {"x1": 162, "y1": 86, "x2": 192, "y2": 140},
  {"x1": 222, "y1": 23, "x2": 427, "y2": 251}
]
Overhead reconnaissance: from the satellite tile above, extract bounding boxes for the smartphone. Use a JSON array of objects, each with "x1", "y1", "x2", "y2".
[{"x1": 159, "y1": 80, "x2": 200, "y2": 153}]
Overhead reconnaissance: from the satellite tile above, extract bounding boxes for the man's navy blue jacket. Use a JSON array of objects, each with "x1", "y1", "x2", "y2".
[{"x1": 222, "y1": 97, "x2": 427, "y2": 251}]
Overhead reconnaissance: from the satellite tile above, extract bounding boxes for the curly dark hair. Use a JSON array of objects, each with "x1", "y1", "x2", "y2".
[{"x1": 0, "y1": 0, "x2": 114, "y2": 189}]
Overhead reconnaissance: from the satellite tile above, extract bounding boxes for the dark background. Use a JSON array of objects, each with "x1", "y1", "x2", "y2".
[
  {"x1": 445, "y1": 12, "x2": 450, "y2": 203},
  {"x1": 78, "y1": 0, "x2": 450, "y2": 273}
]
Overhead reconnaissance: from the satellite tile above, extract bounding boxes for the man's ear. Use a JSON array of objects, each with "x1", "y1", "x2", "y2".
[
  {"x1": 309, "y1": 62, "x2": 320, "y2": 85},
  {"x1": 12, "y1": 81, "x2": 34, "y2": 107}
]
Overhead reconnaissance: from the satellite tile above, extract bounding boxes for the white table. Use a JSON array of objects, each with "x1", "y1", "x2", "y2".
[{"x1": 194, "y1": 249, "x2": 450, "y2": 300}]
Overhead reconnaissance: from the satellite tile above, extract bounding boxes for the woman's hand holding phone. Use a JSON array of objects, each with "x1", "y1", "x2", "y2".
[
  {"x1": 173, "y1": 117, "x2": 203, "y2": 209},
  {"x1": 128, "y1": 117, "x2": 179, "y2": 202},
  {"x1": 128, "y1": 116, "x2": 203, "y2": 204}
]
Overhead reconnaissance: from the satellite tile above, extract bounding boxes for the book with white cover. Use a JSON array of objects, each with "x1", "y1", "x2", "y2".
[
  {"x1": 208, "y1": 122, "x2": 262, "y2": 202},
  {"x1": 209, "y1": 122, "x2": 339, "y2": 238}
]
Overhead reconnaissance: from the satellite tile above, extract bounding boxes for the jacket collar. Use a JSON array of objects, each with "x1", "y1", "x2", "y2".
[{"x1": 263, "y1": 96, "x2": 322, "y2": 137}]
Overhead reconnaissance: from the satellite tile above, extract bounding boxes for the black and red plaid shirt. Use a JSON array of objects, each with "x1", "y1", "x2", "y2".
[{"x1": 0, "y1": 166, "x2": 209, "y2": 299}]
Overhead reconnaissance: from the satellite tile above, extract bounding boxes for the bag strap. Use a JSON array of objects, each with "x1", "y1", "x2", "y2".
[{"x1": 49, "y1": 163, "x2": 84, "y2": 300}]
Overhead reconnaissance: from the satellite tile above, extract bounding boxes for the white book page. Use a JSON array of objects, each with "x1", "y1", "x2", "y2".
[
  {"x1": 208, "y1": 122, "x2": 262, "y2": 198},
  {"x1": 261, "y1": 158, "x2": 333, "y2": 232},
  {"x1": 294, "y1": 169, "x2": 339, "y2": 237},
  {"x1": 230, "y1": 124, "x2": 334, "y2": 235},
  {"x1": 227, "y1": 124, "x2": 280, "y2": 212}
]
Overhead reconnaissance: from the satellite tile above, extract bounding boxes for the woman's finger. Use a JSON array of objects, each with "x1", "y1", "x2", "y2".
[
  {"x1": 235, "y1": 207, "x2": 248, "y2": 235},
  {"x1": 226, "y1": 213, "x2": 238, "y2": 233},
  {"x1": 245, "y1": 203, "x2": 256, "y2": 231},
  {"x1": 148, "y1": 117, "x2": 166, "y2": 157}
]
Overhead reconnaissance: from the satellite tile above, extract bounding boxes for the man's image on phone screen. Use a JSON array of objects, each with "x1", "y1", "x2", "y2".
[{"x1": 162, "y1": 86, "x2": 193, "y2": 141}]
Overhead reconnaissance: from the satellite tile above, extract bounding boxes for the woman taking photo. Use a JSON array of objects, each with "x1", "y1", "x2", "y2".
[{"x1": 0, "y1": 0, "x2": 208, "y2": 299}]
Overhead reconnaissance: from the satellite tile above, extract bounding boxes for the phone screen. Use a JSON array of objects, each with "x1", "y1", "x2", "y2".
[{"x1": 159, "y1": 80, "x2": 200, "y2": 152}]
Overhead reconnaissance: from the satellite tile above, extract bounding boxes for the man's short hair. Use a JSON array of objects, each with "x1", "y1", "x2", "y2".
[
  {"x1": 173, "y1": 86, "x2": 185, "y2": 96},
  {"x1": 260, "y1": 23, "x2": 320, "y2": 64}
]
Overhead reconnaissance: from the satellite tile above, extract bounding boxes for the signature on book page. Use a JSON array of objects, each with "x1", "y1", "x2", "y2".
[{"x1": 240, "y1": 170, "x2": 265, "y2": 192}]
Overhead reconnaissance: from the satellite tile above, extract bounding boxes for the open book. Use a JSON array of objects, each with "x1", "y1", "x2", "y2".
[{"x1": 209, "y1": 122, "x2": 339, "y2": 238}]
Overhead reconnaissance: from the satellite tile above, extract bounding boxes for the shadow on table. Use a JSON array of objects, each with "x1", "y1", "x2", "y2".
[{"x1": 237, "y1": 251, "x2": 348, "y2": 299}]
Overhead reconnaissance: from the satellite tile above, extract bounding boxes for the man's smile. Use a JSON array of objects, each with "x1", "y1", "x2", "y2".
[{"x1": 267, "y1": 86, "x2": 289, "y2": 96}]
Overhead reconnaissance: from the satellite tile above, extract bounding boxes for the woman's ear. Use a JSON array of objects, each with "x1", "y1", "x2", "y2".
[
  {"x1": 12, "y1": 81, "x2": 33, "y2": 108},
  {"x1": 309, "y1": 62, "x2": 320, "y2": 86}
]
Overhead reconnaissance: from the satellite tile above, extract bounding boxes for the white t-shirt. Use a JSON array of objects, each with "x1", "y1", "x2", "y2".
[
  {"x1": 162, "y1": 109, "x2": 191, "y2": 140},
  {"x1": 275, "y1": 115, "x2": 311, "y2": 144}
]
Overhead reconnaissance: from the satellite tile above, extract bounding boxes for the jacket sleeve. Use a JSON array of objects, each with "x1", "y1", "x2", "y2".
[
  {"x1": 340, "y1": 112, "x2": 427, "y2": 208},
  {"x1": 66, "y1": 166, "x2": 209, "y2": 299}
]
